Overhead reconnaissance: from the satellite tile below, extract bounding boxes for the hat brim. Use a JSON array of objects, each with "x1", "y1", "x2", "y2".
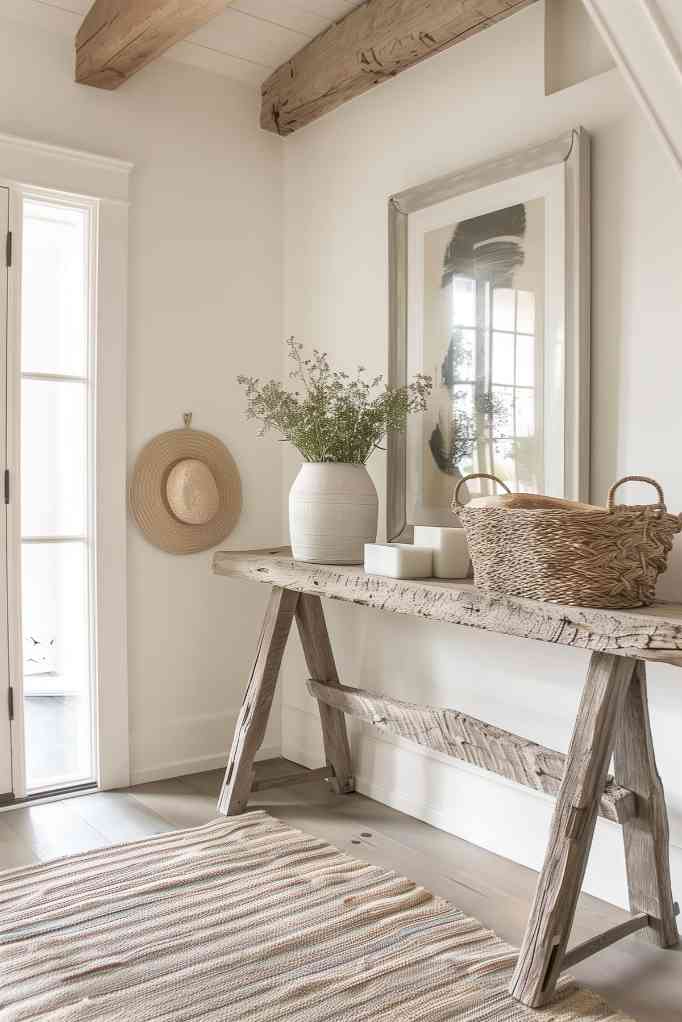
[{"x1": 129, "y1": 428, "x2": 241, "y2": 554}]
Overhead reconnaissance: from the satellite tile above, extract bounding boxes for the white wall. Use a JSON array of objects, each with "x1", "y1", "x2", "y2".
[
  {"x1": 0, "y1": 13, "x2": 284, "y2": 784},
  {"x1": 545, "y1": 0, "x2": 614, "y2": 95},
  {"x1": 280, "y1": 2, "x2": 682, "y2": 908}
]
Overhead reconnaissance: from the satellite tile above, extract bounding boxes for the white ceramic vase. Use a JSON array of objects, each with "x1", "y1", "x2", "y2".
[{"x1": 289, "y1": 463, "x2": 378, "y2": 564}]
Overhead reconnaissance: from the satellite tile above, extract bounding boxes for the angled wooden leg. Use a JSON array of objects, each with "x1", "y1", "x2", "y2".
[
  {"x1": 614, "y1": 661, "x2": 679, "y2": 947},
  {"x1": 218, "y1": 587, "x2": 300, "y2": 816},
  {"x1": 296, "y1": 594, "x2": 355, "y2": 795},
  {"x1": 510, "y1": 653, "x2": 637, "y2": 1008}
]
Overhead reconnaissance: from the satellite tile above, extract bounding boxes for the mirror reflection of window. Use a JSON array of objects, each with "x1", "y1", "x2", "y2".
[{"x1": 449, "y1": 275, "x2": 538, "y2": 493}]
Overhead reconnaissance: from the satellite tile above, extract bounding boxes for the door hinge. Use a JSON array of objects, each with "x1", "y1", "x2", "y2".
[
  {"x1": 7, "y1": 687, "x2": 14, "y2": 722},
  {"x1": 5, "y1": 231, "x2": 11, "y2": 268},
  {"x1": 3, "y1": 469, "x2": 9, "y2": 505}
]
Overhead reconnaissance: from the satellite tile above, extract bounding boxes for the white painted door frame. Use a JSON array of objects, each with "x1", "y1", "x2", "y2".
[
  {"x1": 0, "y1": 185, "x2": 12, "y2": 802},
  {"x1": 7, "y1": 186, "x2": 102, "y2": 799},
  {"x1": 5, "y1": 183, "x2": 25, "y2": 801},
  {"x1": 0, "y1": 132, "x2": 132, "y2": 797}
]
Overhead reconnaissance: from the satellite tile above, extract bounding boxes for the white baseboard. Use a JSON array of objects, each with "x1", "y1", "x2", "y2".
[
  {"x1": 129, "y1": 743, "x2": 281, "y2": 786},
  {"x1": 281, "y1": 701, "x2": 682, "y2": 911},
  {"x1": 128, "y1": 701, "x2": 281, "y2": 788}
]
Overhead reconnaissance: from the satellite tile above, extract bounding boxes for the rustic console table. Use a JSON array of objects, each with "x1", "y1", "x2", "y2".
[{"x1": 212, "y1": 547, "x2": 681, "y2": 1009}]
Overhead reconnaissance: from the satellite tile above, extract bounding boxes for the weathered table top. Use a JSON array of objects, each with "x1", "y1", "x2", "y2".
[{"x1": 212, "y1": 547, "x2": 682, "y2": 668}]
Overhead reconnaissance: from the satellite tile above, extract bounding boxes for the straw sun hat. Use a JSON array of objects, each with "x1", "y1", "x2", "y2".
[{"x1": 129, "y1": 415, "x2": 241, "y2": 555}]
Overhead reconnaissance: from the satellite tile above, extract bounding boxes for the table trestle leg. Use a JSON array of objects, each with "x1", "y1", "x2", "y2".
[
  {"x1": 295, "y1": 594, "x2": 355, "y2": 795},
  {"x1": 510, "y1": 652, "x2": 639, "y2": 1007},
  {"x1": 218, "y1": 587, "x2": 300, "y2": 815},
  {"x1": 614, "y1": 661, "x2": 680, "y2": 947}
]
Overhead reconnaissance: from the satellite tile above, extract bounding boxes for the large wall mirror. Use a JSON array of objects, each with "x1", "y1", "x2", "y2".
[{"x1": 387, "y1": 128, "x2": 590, "y2": 540}]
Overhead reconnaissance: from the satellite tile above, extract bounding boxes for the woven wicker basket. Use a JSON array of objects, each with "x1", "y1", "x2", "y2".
[{"x1": 452, "y1": 474, "x2": 682, "y2": 609}]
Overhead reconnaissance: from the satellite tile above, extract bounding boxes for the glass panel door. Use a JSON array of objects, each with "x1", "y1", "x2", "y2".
[{"x1": 20, "y1": 195, "x2": 96, "y2": 793}]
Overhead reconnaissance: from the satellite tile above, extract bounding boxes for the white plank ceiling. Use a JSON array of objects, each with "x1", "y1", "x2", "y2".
[{"x1": 2, "y1": 0, "x2": 360, "y2": 86}]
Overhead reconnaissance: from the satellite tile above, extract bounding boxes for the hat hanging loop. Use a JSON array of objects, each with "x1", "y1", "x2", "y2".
[{"x1": 183, "y1": 412, "x2": 193, "y2": 429}]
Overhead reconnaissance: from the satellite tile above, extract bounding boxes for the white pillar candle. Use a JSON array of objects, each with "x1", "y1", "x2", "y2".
[
  {"x1": 364, "y1": 543, "x2": 433, "y2": 579},
  {"x1": 413, "y1": 526, "x2": 471, "y2": 579}
]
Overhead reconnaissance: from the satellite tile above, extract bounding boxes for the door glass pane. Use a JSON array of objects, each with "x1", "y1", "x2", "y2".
[
  {"x1": 21, "y1": 379, "x2": 87, "y2": 538},
  {"x1": 515, "y1": 389, "x2": 535, "y2": 438},
  {"x1": 516, "y1": 289, "x2": 535, "y2": 335},
  {"x1": 451, "y1": 276, "x2": 476, "y2": 328},
  {"x1": 22, "y1": 542, "x2": 93, "y2": 789},
  {"x1": 493, "y1": 287, "x2": 515, "y2": 331},
  {"x1": 492, "y1": 333, "x2": 515, "y2": 385},
  {"x1": 516, "y1": 334, "x2": 535, "y2": 387},
  {"x1": 20, "y1": 194, "x2": 95, "y2": 794},
  {"x1": 21, "y1": 200, "x2": 89, "y2": 378}
]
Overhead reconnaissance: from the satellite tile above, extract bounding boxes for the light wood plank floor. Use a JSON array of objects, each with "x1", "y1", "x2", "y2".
[{"x1": 0, "y1": 759, "x2": 679, "y2": 1020}]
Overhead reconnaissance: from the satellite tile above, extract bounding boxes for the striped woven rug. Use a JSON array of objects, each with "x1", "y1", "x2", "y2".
[{"x1": 0, "y1": 810, "x2": 635, "y2": 1021}]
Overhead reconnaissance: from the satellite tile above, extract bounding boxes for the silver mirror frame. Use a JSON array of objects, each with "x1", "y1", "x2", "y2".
[{"x1": 387, "y1": 128, "x2": 591, "y2": 542}]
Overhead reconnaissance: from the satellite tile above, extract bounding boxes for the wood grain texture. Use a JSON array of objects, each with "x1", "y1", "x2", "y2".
[
  {"x1": 387, "y1": 193, "x2": 409, "y2": 541},
  {"x1": 509, "y1": 652, "x2": 638, "y2": 1007},
  {"x1": 250, "y1": 765, "x2": 332, "y2": 792},
  {"x1": 613, "y1": 661, "x2": 680, "y2": 947},
  {"x1": 212, "y1": 549, "x2": 682, "y2": 666},
  {"x1": 218, "y1": 587, "x2": 299, "y2": 816},
  {"x1": 390, "y1": 131, "x2": 574, "y2": 216},
  {"x1": 260, "y1": 0, "x2": 540, "y2": 135},
  {"x1": 296, "y1": 595, "x2": 355, "y2": 795},
  {"x1": 307, "y1": 678, "x2": 636, "y2": 825},
  {"x1": 76, "y1": 0, "x2": 228, "y2": 89},
  {"x1": 562, "y1": 913, "x2": 650, "y2": 970}
]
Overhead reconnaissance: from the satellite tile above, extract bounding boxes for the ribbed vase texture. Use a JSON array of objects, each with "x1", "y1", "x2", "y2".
[{"x1": 289, "y1": 463, "x2": 378, "y2": 564}]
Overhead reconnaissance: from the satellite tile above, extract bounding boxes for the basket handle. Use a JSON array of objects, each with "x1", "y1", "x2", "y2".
[
  {"x1": 607, "y1": 475, "x2": 666, "y2": 512},
  {"x1": 452, "y1": 473, "x2": 511, "y2": 512}
]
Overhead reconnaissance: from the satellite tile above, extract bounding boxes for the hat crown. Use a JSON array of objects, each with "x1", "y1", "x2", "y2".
[{"x1": 166, "y1": 458, "x2": 220, "y2": 525}]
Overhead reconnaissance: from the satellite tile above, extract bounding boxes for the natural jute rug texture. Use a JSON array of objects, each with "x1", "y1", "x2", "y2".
[{"x1": 0, "y1": 810, "x2": 635, "y2": 1021}]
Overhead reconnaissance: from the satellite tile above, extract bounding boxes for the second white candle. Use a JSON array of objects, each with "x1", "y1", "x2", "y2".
[{"x1": 413, "y1": 526, "x2": 471, "y2": 579}]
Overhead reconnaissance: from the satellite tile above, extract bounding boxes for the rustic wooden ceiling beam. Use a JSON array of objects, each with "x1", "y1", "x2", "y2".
[
  {"x1": 75, "y1": 0, "x2": 229, "y2": 90},
  {"x1": 261, "y1": 0, "x2": 540, "y2": 136}
]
